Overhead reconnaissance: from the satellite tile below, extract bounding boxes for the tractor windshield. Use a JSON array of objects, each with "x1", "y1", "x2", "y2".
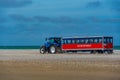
[
  {"x1": 48, "y1": 37, "x2": 61, "y2": 44},
  {"x1": 49, "y1": 38, "x2": 54, "y2": 43}
]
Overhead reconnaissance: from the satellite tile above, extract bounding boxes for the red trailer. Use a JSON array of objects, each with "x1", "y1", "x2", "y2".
[{"x1": 62, "y1": 36, "x2": 113, "y2": 53}]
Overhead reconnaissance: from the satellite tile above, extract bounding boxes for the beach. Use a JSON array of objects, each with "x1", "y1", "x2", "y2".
[{"x1": 0, "y1": 49, "x2": 120, "y2": 80}]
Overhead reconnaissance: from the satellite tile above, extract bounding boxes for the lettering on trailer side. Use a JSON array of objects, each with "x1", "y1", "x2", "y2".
[{"x1": 77, "y1": 44, "x2": 92, "y2": 48}]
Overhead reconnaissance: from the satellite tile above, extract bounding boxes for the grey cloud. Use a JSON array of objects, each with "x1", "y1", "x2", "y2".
[
  {"x1": 105, "y1": 0, "x2": 120, "y2": 13},
  {"x1": 86, "y1": 1, "x2": 102, "y2": 8},
  {"x1": 9, "y1": 14, "x2": 85, "y2": 24},
  {"x1": 110, "y1": 0, "x2": 120, "y2": 12},
  {"x1": 51, "y1": 16, "x2": 77, "y2": 23},
  {"x1": 0, "y1": 0, "x2": 32, "y2": 8},
  {"x1": 0, "y1": 17, "x2": 6, "y2": 23},
  {"x1": 34, "y1": 16, "x2": 51, "y2": 22},
  {"x1": 87, "y1": 16, "x2": 101, "y2": 23},
  {"x1": 9, "y1": 14, "x2": 120, "y2": 25},
  {"x1": 9, "y1": 14, "x2": 34, "y2": 22},
  {"x1": 86, "y1": 16, "x2": 120, "y2": 23},
  {"x1": 103, "y1": 18, "x2": 120, "y2": 23},
  {"x1": 34, "y1": 16, "x2": 76, "y2": 23}
]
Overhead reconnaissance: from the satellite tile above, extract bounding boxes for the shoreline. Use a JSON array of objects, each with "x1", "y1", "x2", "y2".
[{"x1": 0, "y1": 46, "x2": 119, "y2": 50}]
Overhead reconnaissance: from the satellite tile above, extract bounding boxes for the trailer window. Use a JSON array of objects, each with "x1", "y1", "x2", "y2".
[
  {"x1": 63, "y1": 40, "x2": 67, "y2": 44},
  {"x1": 85, "y1": 39, "x2": 89, "y2": 44},
  {"x1": 104, "y1": 38, "x2": 112, "y2": 43},
  {"x1": 107, "y1": 38, "x2": 110, "y2": 43},
  {"x1": 67, "y1": 40, "x2": 72, "y2": 44},
  {"x1": 107, "y1": 38, "x2": 113, "y2": 43},
  {"x1": 80, "y1": 39, "x2": 85, "y2": 44},
  {"x1": 98, "y1": 38, "x2": 102, "y2": 43},
  {"x1": 89, "y1": 39, "x2": 94, "y2": 43},
  {"x1": 104, "y1": 38, "x2": 107, "y2": 43},
  {"x1": 94, "y1": 39, "x2": 98, "y2": 43},
  {"x1": 110, "y1": 38, "x2": 113, "y2": 43},
  {"x1": 71, "y1": 40, "x2": 74, "y2": 44},
  {"x1": 76, "y1": 40, "x2": 80, "y2": 44},
  {"x1": 62, "y1": 40, "x2": 65, "y2": 44}
]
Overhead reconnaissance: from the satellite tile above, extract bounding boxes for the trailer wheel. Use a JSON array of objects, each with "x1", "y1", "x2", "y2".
[
  {"x1": 90, "y1": 50, "x2": 97, "y2": 54},
  {"x1": 98, "y1": 50, "x2": 104, "y2": 54},
  {"x1": 40, "y1": 46, "x2": 46, "y2": 54},
  {"x1": 56, "y1": 47, "x2": 62, "y2": 53},
  {"x1": 107, "y1": 50, "x2": 113, "y2": 54},
  {"x1": 49, "y1": 45, "x2": 56, "y2": 54}
]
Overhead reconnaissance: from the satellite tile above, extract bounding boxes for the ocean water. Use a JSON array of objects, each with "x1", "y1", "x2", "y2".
[
  {"x1": 114, "y1": 46, "x2": 120, "y2": 50},
  {"x1": 0, "y1": 46, "x2": 120, "y2": 50},
  {"x1": 0, "y1": 46, "x2": 40, "y2": 49}
]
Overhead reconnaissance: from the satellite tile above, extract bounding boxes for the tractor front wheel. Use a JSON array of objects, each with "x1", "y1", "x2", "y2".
[{"x1": 40, "y1": 46, "x2": 46, "y2": 54}]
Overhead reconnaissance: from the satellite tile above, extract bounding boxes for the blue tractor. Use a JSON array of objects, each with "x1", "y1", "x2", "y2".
[{"x1": 40, "y1": 37, "x2": 62, "y2": 54}]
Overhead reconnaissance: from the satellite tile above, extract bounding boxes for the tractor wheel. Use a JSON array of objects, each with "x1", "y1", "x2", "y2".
[
  {"x1": 40, "y1": 46, "x2": 46, "y2": 54},
  {"x1": 98, "y1": 50, "x2": 104, "y2": 54},
  {"x1": 56, "y1": 47, "x2": 62, "y2": 53},
  {"x1": 49, "y1": 45, "x2": 56, "y2": 54},
  {"x1": 90, "y1": 50, "x2": 97, "y2": 54},
  {"x1": 107, "y1": 50, "x2": 113, "y2": 54}
]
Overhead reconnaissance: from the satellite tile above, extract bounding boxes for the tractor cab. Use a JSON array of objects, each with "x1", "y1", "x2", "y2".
[
  {"x1": 46, "y1": 37, "x2": 61, "y2": 44},
  {"x1": 40, "y1": 37, "x2": 62, "y2": 54}
]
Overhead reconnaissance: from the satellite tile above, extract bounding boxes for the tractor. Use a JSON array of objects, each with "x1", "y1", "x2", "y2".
[{"x1": 40, "y1": 37, "x2": 62, "y2": 54}]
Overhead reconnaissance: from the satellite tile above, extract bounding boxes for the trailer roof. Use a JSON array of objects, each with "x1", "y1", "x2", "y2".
[
  {"x1": 47, "y1": 36, "x2": 113, "y2": 40},
  {"x1": 62, "y1": 36, "x2": 113, "y2": 39}
]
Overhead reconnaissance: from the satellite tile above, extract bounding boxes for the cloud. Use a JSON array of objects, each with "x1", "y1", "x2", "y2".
[
  {"x1": 34, "y1": 16, "x2": 51, "y2": 22},
  {"x1": 87, "y1": 16, "x2": 120, "y2": 23},
  {"x1": 86, "y1": 0, "x2": 102, "y2": 8},
  {"x1": 0, "y1": 0, "x2": 32, "y2": 8},
  {"x1": 9, "y1": 14, "x2": 34, "y2": 22},
  {"x1": 9, "y1": 14, "x2": 85, "y2": 24},
  {"x1": 110, "y1": 0, "x2": 120, "y2": 12},
  {"x1": 33, "y1": 16, "x2": 78, "y2": 23},
  {"x1": 9, "y1": 14, "x2": 120, "y2": 26},
  {"x1": 51, "y1": 16, "x2": 78, "y2": 23},
  {"x1": 0, "y1": 17, "x2": 6, "y2": 23}
]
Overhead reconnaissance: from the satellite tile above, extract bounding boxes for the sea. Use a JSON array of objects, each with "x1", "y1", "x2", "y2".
[{"x1": 0, "y1": 46, "x2": 120, "y2": 50}]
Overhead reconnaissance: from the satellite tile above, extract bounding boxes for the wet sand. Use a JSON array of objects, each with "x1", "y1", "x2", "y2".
[{"x1": 0, "y1": 49, "x2": 120, "y2": 80}]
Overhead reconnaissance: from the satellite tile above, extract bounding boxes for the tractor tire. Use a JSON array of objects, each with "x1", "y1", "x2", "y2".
[
  {"x1": 49, "y1": 45, "x2": 57, "y2": 54},
  {"x1": 40, "y1": 46, "x2": 46, "y2": 54},
  {"x1": 107, "y1": 50, "x2": 113, "y2": 54},
  {"x1": 90, "y1": 50, "x2": 97, "y2": 54},
  {"x1": 56, "y1": 47, "x2": 62, "y2": 53}
]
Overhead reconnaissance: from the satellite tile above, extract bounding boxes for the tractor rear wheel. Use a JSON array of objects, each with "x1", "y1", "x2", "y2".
[
  {"x1": 40, "y1": 46, "x2": 46, "y2": 54},
  {"x1": 49, "y1": 45, "x2": 56, "y2": 54}
]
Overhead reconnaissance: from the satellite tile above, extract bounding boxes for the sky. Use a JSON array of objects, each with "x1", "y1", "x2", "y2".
[{"x1": 0, "y1": 0, "x2": 120, "y2": 46}]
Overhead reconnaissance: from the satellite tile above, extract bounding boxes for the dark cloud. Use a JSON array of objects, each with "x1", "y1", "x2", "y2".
[
  {"x1": 51, "y1": 16, "x2": 77, "y2": 23},
  {"x1": 87, "y1": 16, "x2": 101, "y2": 23},
  {"x1": 0, "y1": 17, "x2": 6, "y2": 23},
  {"x1": 86, "y1": 0, "x2": 102, "y2": 8},
  {"x1": 10, "y1": 14, "x2": 34, "y2": 22},
  {"x1": 110, "y1": 0, "x2": 120, "y2": 12},
  {"x1": 103, "y1": 18, "x2": 120, "y2": 23},
  {"x1": 34, "y1": 16, "x2": 76, "y2": 23},
  {"x1": 9, "y1": 14, "x2": 120, "y2": 25},
  {"x1": 0, "y1": 0, "x2": 32, "y2": 8},
  {"x1": 9, "y1": 14, "x2": 85, "y2": 24},
  {"x1": 87, "y1": 16, "x2": 120, "y2": 23},
  {"x1": 34, "y1": 16, "x2": 51, "y2": 22}
]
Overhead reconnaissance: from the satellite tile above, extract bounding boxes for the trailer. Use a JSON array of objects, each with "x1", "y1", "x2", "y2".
[{"x1": 40, "y1": 36, "x2": 113, "y2": 54}]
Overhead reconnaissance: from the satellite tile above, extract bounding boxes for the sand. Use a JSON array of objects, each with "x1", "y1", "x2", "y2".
[{"x1": 0, "y1": 49, "x2": 120, "y2": 80}]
